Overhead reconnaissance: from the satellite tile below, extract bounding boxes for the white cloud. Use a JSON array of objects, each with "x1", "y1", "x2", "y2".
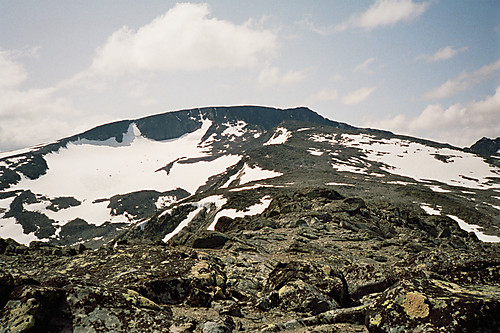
[
  {"x1": 258, "y1": 66, "x2": 307, "y2": 88},
  {"x1": 364, "y1": 86, "x2": 500, "y2": 146},
  {"x1": 416, "y1": 46, "x2": 468, "y2": 62},
  {"x1": 336, "y1": 0, "x2": 430, "y2": 31},
  {"x1": 0, "y1": 51, "x2": 99, "y2": 152},
  {"x1": 298, "y1": 15, "x2": 335, "y2": 36},
  {"x1": 0, "y1": 86, "x2": 82, "y2": 151},
  {"x1": 354, "y1": 57, "x2": 376, "y2": 72},
  {"x1": 341, "y1": 87, "x2": 376, "y2": 105},
  {"x1": 306, "y1": 88, "x2": 339, "y2": 104},
  {"x1": 424, "y1": 58, "x2": 500, "y2": 99},
  {"x1": 0, "y1": 51, "x2": 27, "y2": 89},
  {"x1": 90, "y1": 3, "x2": 277, "y2": 75}
]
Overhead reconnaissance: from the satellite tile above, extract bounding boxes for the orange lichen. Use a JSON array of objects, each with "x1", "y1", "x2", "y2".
[{"x1": 403, "y1": 292, "x2": 429, "y2": 319}]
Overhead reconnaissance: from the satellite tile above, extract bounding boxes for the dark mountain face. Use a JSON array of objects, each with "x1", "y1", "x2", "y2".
[
  {"x1": 469, "y1": 137, "x2": 500, "y2": 157},
  {"x1": 0, "y1": 105, "x2": 499, "y2": 332}
]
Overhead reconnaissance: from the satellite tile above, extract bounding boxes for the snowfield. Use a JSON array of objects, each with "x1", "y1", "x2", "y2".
[
  {"x1": 5, "y1": 119, "x2": 242, "y2": 228},
  {"x1": 310, "y1": 133, "x2": 500, "y2": 190}
]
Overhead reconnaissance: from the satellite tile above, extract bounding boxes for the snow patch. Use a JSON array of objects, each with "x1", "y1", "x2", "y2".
[
  {"x1": 264, "y1": 127, "x2": 291, "y2": 146},
  {"x1": 489, "y1": 204, "x2": 500, "y2": 211},
  {"x1": 9, "y1": 118, "x2": 242, "y2": 229},
  {"x1": 428, "y1": 185, "x2": 450, "y2": 193},
  {"x1": 156, "y1": 196, "x2": 177, "y2": 210},
  {"x1": 325, "y1": 182, "x2": 354, "y2": 187},
  {"x1": 420, "y1": 203, "x2": 441, "y2": 215},
  {"x1": 221, "y1": 163, "x2": 282, "y2": 188},
  {"x1": 331, "y1": 162, "x2": 369, "y2": 175},
  {"x1": 229, "y1": 184, "x2": 282, "y2": 192},
  {"x1": 222, "y1": 121, "x2": 247, "y2": 137},
  {"x1": 207, "y1": 196, "x2": 273, "y2": 231},
  {"x1": 163, "y1": 195, "x2": 227, "y2": 242},
  {"x1": 0, "y1": 217, "x2": 42, "y2": 245},
  {"x1": 239, "y1": 164, "x2": 283, "y2": 185},
  {"x1": 308, "y1": 148, "x2": 324, "y2": 156},
  {"x1": 386, "y1": 181, "x2": 414, "y2": 185},
  {"x1": 310, "y1": 133, "x2": 500, "y2": 190},
  {"x1": 447, "y1": 215, "x2": 500, "y2": 243}
]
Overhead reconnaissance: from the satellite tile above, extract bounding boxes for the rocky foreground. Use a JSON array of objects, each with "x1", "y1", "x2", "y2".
[{"x1": 1, "y1": 187, "x2": 499, "y2": 332}]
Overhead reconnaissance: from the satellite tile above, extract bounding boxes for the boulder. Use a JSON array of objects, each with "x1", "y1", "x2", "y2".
[
  {"x1": 266, "y1": 261, "x2": 348, "y2": 313},
  {"x1": 366, "y1": 278, "x2": 500, "y2": 332}
]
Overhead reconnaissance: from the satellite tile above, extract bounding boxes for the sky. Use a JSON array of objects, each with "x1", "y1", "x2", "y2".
[{"x1": 0, "y1": 0, "x2": 499, "y2": 152}]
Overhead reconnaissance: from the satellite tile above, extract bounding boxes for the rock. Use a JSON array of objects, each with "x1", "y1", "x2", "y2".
[
  {"x1": 277, "y1": 279, "x2": 338, "y2": 314},
  {"x1": 0, "y1": 284, "x2": 68, "y2": 332},
  {"x1": 0, "y1": 182, "x2": 498, "y2": 332},
  {"x1": 366, "y1": 278, "x2": 500, "y2": 332},
  {"x1": 286, "y1": 219, "x2": 308, "y2": 228},
  {"x1": 255, "y1": 291, "x2": 279, "y2": 311},
  {"x1": 266, "y1": 261, "x2": 348, "y2": 312},
  {"x1": 214, "y1": 216, "x2": 236, "y2": 233},
  {"x1": 0, "y1": 270, "x2": 14, "y2": 307},
  {"x1": 0, "y1": 238, "x2": 21, "y2": 254},
  {"x1": 202, "y1": 316, "x2": 235, "y2": 333},
  {"x1": 130, "y1": 255, "x2": 226, "y2": 308},
  {"x1": 214, "y1": 300, "x2": 242, "y2": 317},
  {"x1": 65, "y1": 285, "x2": 172, "y2": 332},
  {"x1": 341, "y1": 197, "x2": 366, "y2": 213},
  {"x1": 191, "y1": 231, "x2": 231, "y2": 249}
]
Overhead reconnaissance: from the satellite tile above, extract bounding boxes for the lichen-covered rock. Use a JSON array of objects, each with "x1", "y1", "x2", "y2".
[
  {"x1": 266, "y1": 261, "x2": 348, "y2": 313},
  {"x1": 0, "y1": 269, "x2": 14, "y2": 307},
  {"x1": 366, "y1": 278, "x2": 500, "y2": 332},
  {"x1": 202, "y1": 316, "x2": 235, "y2": 333},
  {"x1": 0, "y1": 284, "x2": 68, "y2": 333},
  {"x1": 277, "y1": 279, "x2": 339, "y2": 314},
  {"x1": 65, "y1": 285, "x2": 172, "y2": 333}
]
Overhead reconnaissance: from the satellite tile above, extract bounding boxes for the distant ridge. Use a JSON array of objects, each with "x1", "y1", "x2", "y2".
[{"x1": 469, "y1": 137, "x2": 500, "y2": 156}]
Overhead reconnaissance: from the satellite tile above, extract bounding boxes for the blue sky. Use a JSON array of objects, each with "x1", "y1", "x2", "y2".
[{"x1": 0, "y1": 0, "x2": 499, "y2": 151}]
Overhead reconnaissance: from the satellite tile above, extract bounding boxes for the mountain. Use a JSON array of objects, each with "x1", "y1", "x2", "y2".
[
  {"x1": 0, "y1": 106, "x2": 353, "y2": 247},
  {"x1": 469, "y1": 137, "x2": 500, "y2": 157},
  {"x1": 0, "y1": 106, "x2": 499, "y2": 332}
]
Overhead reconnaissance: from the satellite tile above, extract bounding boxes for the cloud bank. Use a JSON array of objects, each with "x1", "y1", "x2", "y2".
[
  {"x1": 424, "y1": 58, "x2": 500, "y2": 100},
  {"x1": 365, "y1": 86, "x2": 500, "y2": 146},
  {"x1": 90, "y1": 3, "x2": 277, "y2": 75}
]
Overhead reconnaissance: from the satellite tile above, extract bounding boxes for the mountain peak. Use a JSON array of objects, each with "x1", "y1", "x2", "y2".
[{"x1": 469, "y1": 136, "x2": 500, "y2": 156}]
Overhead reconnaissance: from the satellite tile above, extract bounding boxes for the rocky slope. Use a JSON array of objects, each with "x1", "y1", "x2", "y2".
[{"x1": 0, "y1": 186, "x2": 499, "y2": 332}]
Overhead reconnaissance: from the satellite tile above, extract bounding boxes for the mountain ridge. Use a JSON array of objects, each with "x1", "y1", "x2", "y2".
[{"x1": 1, "y1": 105, "x2": 499, "y2": 248}]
